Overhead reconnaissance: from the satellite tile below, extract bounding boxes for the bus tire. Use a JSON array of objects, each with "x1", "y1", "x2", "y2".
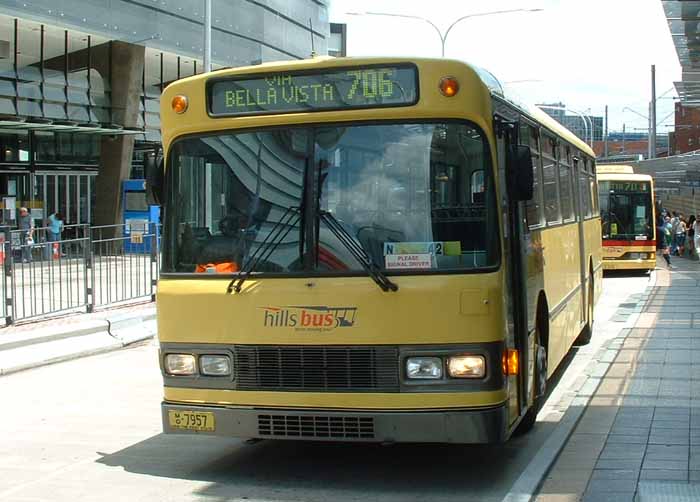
[
  {"x1": 515, "y1": 320, "x2": 548, "y2": 435},
  {"x1": 575, "y1": 273, "x2": 594, "y2": 346}
]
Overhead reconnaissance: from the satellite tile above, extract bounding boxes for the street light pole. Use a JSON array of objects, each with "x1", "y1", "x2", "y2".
[
  {"x1": 650, "y1": 64, "x2": 657, "y2": 159},
  {"x1": 604, "y1": 105, "x2": 609, "y2": 158},
  {"x1": 347, "y1": 9, "x2": 543, "y2": 57},
  {"x1": 203, "y1": 0, "x2": 212, "y2": 72}
]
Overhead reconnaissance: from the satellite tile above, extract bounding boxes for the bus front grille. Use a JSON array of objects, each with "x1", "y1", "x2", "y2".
[
  {"x1": 258, "y1": 414, "x2": 375, "y2": 439},
  {"x1": 234, "y1": 345, "x2": 400, "y2": 392}
]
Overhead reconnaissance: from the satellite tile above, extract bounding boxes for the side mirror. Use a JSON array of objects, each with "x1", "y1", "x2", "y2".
[
  {"x1": 145, "y1": 154, "x2": 164, "y2": 206},
  {"x1": 508, "y1": 145, "x2": 534, "y2": 201}
]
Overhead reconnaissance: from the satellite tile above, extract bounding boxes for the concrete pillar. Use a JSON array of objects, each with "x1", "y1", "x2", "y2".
[{"x1": 93, "y1": 41, "x2": 144, "y2": 228}]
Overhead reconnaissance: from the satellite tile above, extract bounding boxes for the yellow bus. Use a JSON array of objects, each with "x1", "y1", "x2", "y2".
[
  {"x1": 597, "y1": 165, "x2": 656, "y2": 272},
  {"x1": 151, "y1": 56, "x2": 602, "y2": 443}
]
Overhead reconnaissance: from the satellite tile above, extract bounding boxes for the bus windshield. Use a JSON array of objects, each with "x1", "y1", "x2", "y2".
[
  {"x1": 163, "y1": 122, "x2": 499, "y2": 275},
  {"x1": 599, "y1": 180, "x2": 653, "y2": 241}
]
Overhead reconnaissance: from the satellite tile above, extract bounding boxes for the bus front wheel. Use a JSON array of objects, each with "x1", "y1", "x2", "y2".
[
  {"x1": 515, "y1": 333, "x2": 547, "y2": 435},
  {"x1": 575, "y1": 275, "x2": 594, "y2": 345}
]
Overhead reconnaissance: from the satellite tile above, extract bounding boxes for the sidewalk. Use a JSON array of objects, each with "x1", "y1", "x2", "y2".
[
  {"x1": 535, "y1": 256, "x2": 700, "y2": 501},
  {"x1": 0, "y1": 300, "x2": 156, "y2": 376}
]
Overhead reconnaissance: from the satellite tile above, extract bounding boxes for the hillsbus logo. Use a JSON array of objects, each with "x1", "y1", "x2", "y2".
[{"x1": 261, "y1": 305, "x2": 358, "y2": 331}]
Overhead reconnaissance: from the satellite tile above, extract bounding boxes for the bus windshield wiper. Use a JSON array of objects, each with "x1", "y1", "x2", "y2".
[
  {"x1": 227, "y1": 206, "x2": 301, "y2": 294},
  {"x1": 319, "y1": 210, "x2": 398, "y2": 292}
]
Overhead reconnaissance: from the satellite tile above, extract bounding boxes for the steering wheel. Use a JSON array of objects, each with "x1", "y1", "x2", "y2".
[{"x1": 218, "y1": 216, "x2": 243, "y2": 237}]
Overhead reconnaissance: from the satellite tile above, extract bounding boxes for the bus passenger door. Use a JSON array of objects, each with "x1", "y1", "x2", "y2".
[
  {"x1": 573, "y1": 158, "x2": 587, "y2": 328},
  {"x1": 496, "y1": 120, "x2": 531, "y2": 422}
]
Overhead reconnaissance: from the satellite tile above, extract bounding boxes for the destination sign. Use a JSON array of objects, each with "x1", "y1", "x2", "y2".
[
  {"x1": 605, "y1": 181, "x2": 650, "y2": 192},
  {"x1": 208, "y1": 65, "x2": 418, "y2": 116}
]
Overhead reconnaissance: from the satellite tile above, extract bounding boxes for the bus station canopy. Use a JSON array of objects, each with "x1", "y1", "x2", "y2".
[{"x1": 664, "y1": 0, "x2": 700, "y2": 105}]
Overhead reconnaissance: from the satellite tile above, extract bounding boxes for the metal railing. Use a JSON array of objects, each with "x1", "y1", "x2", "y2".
[{"x1": 1, "y1": 222, "x2": 159, "y2": 325}]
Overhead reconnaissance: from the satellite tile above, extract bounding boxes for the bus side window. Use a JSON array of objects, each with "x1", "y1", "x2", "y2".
[
  {"x1": 521, "y1": 124, "x2": 543, "y2": 228},
  {"x1": 541, "y1": 134, "x2": 560, "y2": 225},
  {"x1": 579, "y1": 158, "x2": 592, "y2": 218},
  {"x1": 588, "y1": 165, "x2": 598, "y2": 214},
  {"x1": 558, "y1": 145, "x2": 574, "y2": 221}
]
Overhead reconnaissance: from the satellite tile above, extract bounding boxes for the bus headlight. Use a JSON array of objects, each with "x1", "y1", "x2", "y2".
[
  {"x1": 164, "y1": 354, "x2": 196, "y2": 375},
  {"x1": 447, "y1": 355, "x2": 486, "y2": 378},
  {"x1": 200, "y1": 355, "x2": 232, "y2": 376},
  {"x1": 406, "y1": 357, "x2": 443, "y2": 379}
]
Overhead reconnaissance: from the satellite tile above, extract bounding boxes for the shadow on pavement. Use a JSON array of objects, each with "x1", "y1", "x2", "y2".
[{"x1": 95, "y1": 344, "x2": 578, "y2": 501}]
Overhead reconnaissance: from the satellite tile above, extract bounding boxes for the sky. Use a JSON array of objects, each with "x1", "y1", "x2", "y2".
[{"x1": 329, "y1": 0, "x2": 682, "y2": 135}]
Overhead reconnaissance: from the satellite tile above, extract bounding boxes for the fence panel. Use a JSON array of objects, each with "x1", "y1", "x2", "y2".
[
  {"x1": 8, "y1": 225, "x2": 90, "y2": 323},
  {"x1": 90, "y1": 223, "x2": 158, "y2": 309},
  {"x1": 0, "y1": 222, "x2": 159, "y2": 325}
]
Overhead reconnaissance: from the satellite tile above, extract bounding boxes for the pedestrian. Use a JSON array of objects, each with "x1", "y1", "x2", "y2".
[
  {"x1": 658, "y1": 217, "x2": 674, "y2": 269},
  {"x1": 671, "y1": 212, "x2": 680, "y2": 255},
  {"x1": 677, "y1": 216, "x2": 688, "y2": 257},
  {"x1": 694, "y1": 216, "x2": 700, "y2": 260},
  {"x1": 688, "y1": 215, "x2": 696, "y2": 258},
  {"x1": 44, "y1": 212, "x2": 64, "y2": 260},
  {"x1": 17, "y1": 207, "x2": 34, "y2": 263}
]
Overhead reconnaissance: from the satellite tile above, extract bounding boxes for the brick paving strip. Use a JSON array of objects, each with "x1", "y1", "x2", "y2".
[{"x1": 535, "y1": 259, "x2": 700, "y2": 502}]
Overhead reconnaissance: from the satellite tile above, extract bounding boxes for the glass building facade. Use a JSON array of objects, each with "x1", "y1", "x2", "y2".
[{"x1": 0, "y1": 0, "x2": 329, "y2": 227}]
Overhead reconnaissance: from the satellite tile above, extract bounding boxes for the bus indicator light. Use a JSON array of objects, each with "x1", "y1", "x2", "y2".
[
  {"x1": 439, "y1": 77, "x2": 459, "y2": 97},
  {"x1": 172, "y1": 95, "x2": 188, "y2": 114},
  {"x1": 503, "y1": 349, "x2": 519, "y2": 375}
]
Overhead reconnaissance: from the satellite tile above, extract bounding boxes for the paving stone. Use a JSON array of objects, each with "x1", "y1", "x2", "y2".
[
  {"x1": 585, "y1": 478, "x2": 638, "y2": 493},
  {"x1": 618, "y1": 407, "x2": 655, "y2": 419},
  {"x1": 641, "y1": 458, "x2": 688, "y2": 470},
  {"x1": 690, "y1": 454, "x2": 700, "y2": 470},
  {"x1": 644, "y1": 444, "x2": 689, "y2": 460},
  {"x1": 596, "y1": 458, "x2": 644, "y2": 470},
  {"x1": 535, "y1": 495, "x2": 581, "y2": 502},
  {"x1": 539, "y1": 477, "x2": 589, "y2": 494},
  {"x1": 610, "y1": 425, "x2": 651, "y2": 436},
  {"x1": 599, "y1": 443, "x2": 646, "y2": 460},
  {"x1": 639, "y1": 469, "x2": 689, "y2": 481},
  {"x1": 654, "y1": 407, "x2": 690, "y2": 418},
  {"x1": 648, "y1": 429, "x2": 690, "y2": 445},
  {"x1": 654, "y1": 398, "x2": 691, "y2": 408},
  {"x1": 590, "y1": 469, "x2": 639, "y2": 480},
  {"x1": 606, "y1": 434, "x2": 648, "y2": 444},
  {"x1": 582, "y1": 492, "x2": 635, "y2": 502}
]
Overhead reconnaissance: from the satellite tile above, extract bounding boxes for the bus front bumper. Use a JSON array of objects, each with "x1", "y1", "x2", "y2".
[
  {"x1": 162, "y1": 402, "x2": 509, "y2": 444},
  {"x1": 602, "y1": 258, "x2": 656, "y2": 271}
]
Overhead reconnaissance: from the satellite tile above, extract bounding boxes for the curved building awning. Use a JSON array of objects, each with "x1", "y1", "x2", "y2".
[
  {"x1": 664, "y1": 0, "x2": 700, "y2": 104},
  {"x1": 0, "y1": 117, "x2": 145, "y2": 135}
]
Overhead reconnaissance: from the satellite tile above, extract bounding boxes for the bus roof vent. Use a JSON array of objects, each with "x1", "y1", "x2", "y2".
[{"x1": 597, "y1": 165, "x2": 635, "y2": 174}]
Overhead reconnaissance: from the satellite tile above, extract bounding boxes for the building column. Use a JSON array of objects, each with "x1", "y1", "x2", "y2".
[{"x1": 93, "y1": 41, "x2": 144, "y2": 228}]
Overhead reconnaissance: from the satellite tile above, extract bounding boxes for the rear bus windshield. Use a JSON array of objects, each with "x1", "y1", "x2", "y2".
[{"x1": 163, "y1": 122, "x2": 500, "y2": 275}]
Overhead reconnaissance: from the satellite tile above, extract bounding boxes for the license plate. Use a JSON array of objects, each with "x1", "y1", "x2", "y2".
[{"x1": 168, "y1": 410, "x2": 215, "y2": 432}]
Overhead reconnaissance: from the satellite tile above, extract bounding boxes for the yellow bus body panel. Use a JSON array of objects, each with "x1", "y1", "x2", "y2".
[
  {"x1": 164, "y1": 387, "x2": 508, "y2": 410},
  {"x1": 157, "y1": 273, "x2": 504, "y2": 347}
]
